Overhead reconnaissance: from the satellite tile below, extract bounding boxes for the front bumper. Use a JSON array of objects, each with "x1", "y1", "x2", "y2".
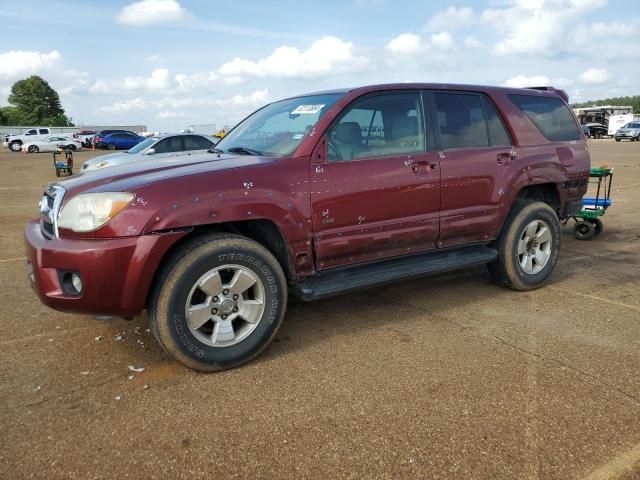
[{"x1": 24, "y1": 220, "x2": 187, "y2": 317}]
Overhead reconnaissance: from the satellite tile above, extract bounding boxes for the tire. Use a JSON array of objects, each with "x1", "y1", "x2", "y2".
[
  {"x1": 150, "y1": 233, "x2": 287, "y2": 371},
  {"x1": 488, "y1": 201, "x2": 561, "y2": 291},
  {"x1": 28, "y1": 145, "x2": 38, "y2": 153},
  {"x1": 9, "y1": 141, "x2": 22, "y2": 152},
  {"x1": 587, "y1": 218, "x2": 604, "y2": 237},
  {"x1": 107, "y1": 143, "x2": 116, "y2": 150},
  {"x1": 615, "y1": 137, "x2": 621, "y2": 142},
  {"x1": 574, "y1": 221, "x2": 595, "y2": 240},
  {"x1": 65, "y1": 144, "x2": 77, "y2": 151}
]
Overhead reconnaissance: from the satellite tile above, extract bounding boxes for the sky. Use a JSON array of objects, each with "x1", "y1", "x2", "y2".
[{"x1": 0, "y1": 0, "x2": 638, "y2": 131}]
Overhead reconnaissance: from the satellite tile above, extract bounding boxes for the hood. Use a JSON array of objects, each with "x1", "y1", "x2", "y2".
[{"x1": 58, "y1": 151, "x2": 279, "y2": 195}]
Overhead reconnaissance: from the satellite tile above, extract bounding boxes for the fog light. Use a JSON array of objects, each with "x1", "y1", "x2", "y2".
[{"x1": 71, "y1": 273, "x2": 83, "y2": 293}]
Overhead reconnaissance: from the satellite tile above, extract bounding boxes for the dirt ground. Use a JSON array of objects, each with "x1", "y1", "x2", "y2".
[{"x1": 0, "y1": 141, "x2": 638, "y2": 480}]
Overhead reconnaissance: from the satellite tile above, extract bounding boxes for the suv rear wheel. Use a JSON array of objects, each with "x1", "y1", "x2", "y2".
[
  {"x1": 150, "y1": 234, "x2": 287, "y2": 371},
  {"x1": 488, "y1": 201, "x2": 561, "y2": 291}
]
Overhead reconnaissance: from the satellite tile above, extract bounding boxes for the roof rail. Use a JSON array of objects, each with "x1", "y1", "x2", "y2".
[{"x1": 526, "y1": 86, "x2": 569, "y2": 103}]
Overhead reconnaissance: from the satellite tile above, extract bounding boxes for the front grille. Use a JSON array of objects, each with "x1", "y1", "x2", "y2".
[{"x1": 39, "y1": 184, "x2": 65, "y2": 239}]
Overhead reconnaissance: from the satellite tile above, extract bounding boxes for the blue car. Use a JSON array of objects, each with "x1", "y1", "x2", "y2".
[{"x1": 96, "y1": 132, "x2": 145, "y2": 150}]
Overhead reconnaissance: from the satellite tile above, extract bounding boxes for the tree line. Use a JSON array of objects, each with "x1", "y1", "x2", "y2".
[
  {"x1": 0, "y1": 76, "x2": 74, "y2": 127},
  {"x1": 572, "y1": 95, "x2": 640, "y2": 113}
]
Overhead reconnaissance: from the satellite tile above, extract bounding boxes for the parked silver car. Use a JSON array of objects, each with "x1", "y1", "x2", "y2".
[
  {"x1": 81, "y1": 133, "x2": 217, "y2": 172},
  {"x1": 614, "y1": 122, "x2": 640, "y2": 142}
]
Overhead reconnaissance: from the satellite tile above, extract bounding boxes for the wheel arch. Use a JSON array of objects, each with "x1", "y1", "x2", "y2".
[
  {"x1": 493, "y1": 181, "x2": 563, "y2": 242},
  {"x1": 145, "y1": 219, "x2": 293, "y2": 310}
]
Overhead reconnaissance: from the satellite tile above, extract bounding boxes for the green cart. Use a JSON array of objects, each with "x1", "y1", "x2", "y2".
[{"x1": 565, "y1": 167, "x2": 614, "y2": 240}]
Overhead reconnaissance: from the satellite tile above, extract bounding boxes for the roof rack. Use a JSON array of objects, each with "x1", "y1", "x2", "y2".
[{"x1": 526, "y1": 86, "x2": 569, "y2": 103}]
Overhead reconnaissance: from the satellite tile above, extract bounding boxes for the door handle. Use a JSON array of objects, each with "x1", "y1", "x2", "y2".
[
  {"x1": 496, "y1": 152, "x2": 515, "y2": 165},
  {"x1": 410, "y1": 160, "x2": 438, "y2": 174}
]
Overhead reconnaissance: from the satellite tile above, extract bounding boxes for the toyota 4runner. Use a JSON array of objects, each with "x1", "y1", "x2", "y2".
[{"x1": 25, "y1": 83, "x2": 590, "y2": 371}]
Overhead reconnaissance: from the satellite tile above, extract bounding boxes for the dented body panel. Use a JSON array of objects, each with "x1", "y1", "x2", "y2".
[{"x1": 25, "y1": 82, "x2": 590, "y2": 317}]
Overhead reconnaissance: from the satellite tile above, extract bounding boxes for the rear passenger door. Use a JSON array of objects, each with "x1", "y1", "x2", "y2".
[
  {"x1": 427, "y1": 91, "x2": 514, "y2": 247},
  {"x1": 311, "y1": 91, "x2": 441, "y2": 270}
]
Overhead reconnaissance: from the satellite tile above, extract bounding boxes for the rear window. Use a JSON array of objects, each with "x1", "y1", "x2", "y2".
[{"x1": 509, "y1": 94, "x2": 580, "y2": 141}]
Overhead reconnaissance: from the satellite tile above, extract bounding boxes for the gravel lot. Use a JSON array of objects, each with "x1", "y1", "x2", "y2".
[{"x1": 0, "y1": 142, "x2": 639, "y2": 479}]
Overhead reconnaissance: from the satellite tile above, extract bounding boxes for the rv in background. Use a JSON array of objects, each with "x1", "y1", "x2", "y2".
[{"x1": 574, "y1": 106, "x2": 633, "y2": 138}]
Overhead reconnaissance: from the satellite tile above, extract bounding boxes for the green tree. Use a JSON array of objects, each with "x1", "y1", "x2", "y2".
[
  {"x1": 572, "y1": 95, "x2": 640, "y2": 113},
  {"x1": 3, "y1": 76, "x2": 73, "y2": 126},
  {"x1": 0, "y1": 106, "x2": 24, "y2": 125}
]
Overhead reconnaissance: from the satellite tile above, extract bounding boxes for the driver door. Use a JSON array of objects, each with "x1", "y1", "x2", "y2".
[{"x1": 310, "y1": 91, "x2": 441, "y2": 270}]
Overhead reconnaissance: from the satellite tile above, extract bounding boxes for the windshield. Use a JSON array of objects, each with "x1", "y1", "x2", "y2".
[
  {"x1": 623, "y1": 123, "x2": 640, "y2": 129},
  {"x1": 128, "y1": 137, "x2": 156, "y2": 154},
  {"x1": 215, "y1": 93, "x2": 344, "y2": 156}
]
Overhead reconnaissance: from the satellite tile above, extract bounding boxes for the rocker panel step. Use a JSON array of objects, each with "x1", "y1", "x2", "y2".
[{"x1": 293, "y1": 245, "x2": 498, "y2": 301}]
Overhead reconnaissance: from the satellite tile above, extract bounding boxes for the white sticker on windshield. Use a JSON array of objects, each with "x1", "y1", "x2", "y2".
[
  {"x1": 291, "y1": 104, "x2": 325, "y2": 115},
  {"x1": 292, "y1": 133, "x2": 304, "y2": 140}
]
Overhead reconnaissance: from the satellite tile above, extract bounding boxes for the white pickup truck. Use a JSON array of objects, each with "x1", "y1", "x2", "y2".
[{"x1": 3, "y1": 128, "x2": 53, "y2": 152}]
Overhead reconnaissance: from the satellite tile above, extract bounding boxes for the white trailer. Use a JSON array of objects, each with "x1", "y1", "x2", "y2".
[
  {"x1": 183, "y1": 124, "x2": 218, "y2": 135},
  {"x1": 608, "y1": 114, "x2": 634, "y2": 136}
]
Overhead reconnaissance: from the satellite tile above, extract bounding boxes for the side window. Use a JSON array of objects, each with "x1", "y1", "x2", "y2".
[
  {"x1": 509, "y1": 94, "x2": 580, "y2": 141},
  {"x1": 39, "y1": 129, "x2": 49, "y2": 135},
  {"x1": 154, "y1": 137, "x2": 183, "y2": 153},
  {"x1": 481, "y1": 97, "x2": 512, "y2": 146},
  {"x1": 434, "y1": 93, "x2": 489, "y2": 149},
  {"x1": 184, "y1": 135, "x2": 213, "y2": 150},
  {"x1": 25, "y1": 130, "x2": 37, "y2": 136},
  {"x1": 327, "y1": 93, "x2": 425, "y2": 162}
]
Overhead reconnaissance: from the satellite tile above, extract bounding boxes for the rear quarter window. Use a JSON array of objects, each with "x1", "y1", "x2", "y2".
[{"x1": 509, "y1": 94, "x2": 580, "y2": 142}]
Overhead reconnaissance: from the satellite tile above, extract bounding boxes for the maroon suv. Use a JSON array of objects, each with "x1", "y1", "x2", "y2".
[{"x1": 25, "y1": 83, "x2": 590, "y2": 371}]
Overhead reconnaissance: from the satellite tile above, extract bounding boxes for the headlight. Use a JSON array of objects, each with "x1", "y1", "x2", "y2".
[{"x1": 58, "y1": 192, "x2": 134, "y2": 232}]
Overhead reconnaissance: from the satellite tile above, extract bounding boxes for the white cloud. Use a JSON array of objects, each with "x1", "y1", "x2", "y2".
[
  {"x1": 90, "y1": 68, "x2": 177, "y2": 93},
  {"x1": 579, "y1": 68, "x2": 610, "y2": 84},
  {"x1": 482, "y1": 0, "x2": 608, "y2": 56},
  {"x1": 144, "y1": 68, "x2": 171, "y2": 89},
  {"x1": 425, "y1": 6, "x2": 474, "y2": 32},
  {"x1": 98, "y1": 97, "x2": 147, "y2": 113},
  {"x1": 553, "y1": 77, "x2": 574, "y2": 88},
  {"x1": 117, "y1": 0, "x2": 189, "y2": 26},
  {"x1": 0, "y1": 50, "x2": 61, "y2": 79},
  {"x1": 464, "y1": 36, "x2": 484, "y2": 48},
  {"x1": 219, "y1": 89, "x2": 269, "y2": 108},
  {"x1": 157, "y1": 110, "x2": 180, "y2": 119},
  {"x1": 503, "y1": 75, "x2": 551, "y2": 88},
  {"x1": 218, "y1": 36, "x2": 368, "y2": 78},
  {"x1": 174, "y1": 72, "x2": 216, "y2": 89},
  {"x1": 430, "y1": 32, "x2": 454, "y2": 51},
  {"x1": 386, "y1": 33, "x2": 422, "y2": 56},
  {"x1": 577, "y1": 21, "x2": 636, "y2": 39}
]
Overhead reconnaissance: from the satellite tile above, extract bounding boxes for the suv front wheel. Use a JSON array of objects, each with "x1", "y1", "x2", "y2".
[
  {"x1": 9, "y1": 141, "x2": 22, "y2": 152},
  {"x1": 488, "y1": 201, "x2": 561, "y2": 291},
  {"x1": 150, "y1": 234, "x2": 287, "y2": 371}
]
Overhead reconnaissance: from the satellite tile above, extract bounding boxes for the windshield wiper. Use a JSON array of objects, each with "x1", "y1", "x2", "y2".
[
  {"x1": 209, "y1": 148, "x2": 224, "y2": 154},
  {"x1": 227, "y1": 146, "x2": 263, "y2": 156}
]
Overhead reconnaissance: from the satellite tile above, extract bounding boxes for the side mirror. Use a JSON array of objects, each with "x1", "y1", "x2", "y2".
[{"x1": 145, "y1": 148, "x2": 156, "y2": 155}]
